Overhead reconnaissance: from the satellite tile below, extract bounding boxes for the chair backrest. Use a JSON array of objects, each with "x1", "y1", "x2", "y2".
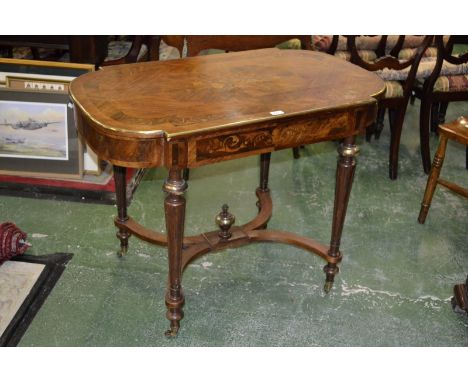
[
  {"x1": 422, "y1": 35, "x2": 468, "y2": 93},
  {"x1": 184, "y1": 35, "x2": 312, "y2": 57},
  {"x1": 347, "y1": 35, "x2": 433, "y2": 98}
]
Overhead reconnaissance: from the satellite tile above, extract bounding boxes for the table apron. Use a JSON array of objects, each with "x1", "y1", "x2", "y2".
[{"x1": 182, "y1": 106, "x2": 374, "y2": 168}]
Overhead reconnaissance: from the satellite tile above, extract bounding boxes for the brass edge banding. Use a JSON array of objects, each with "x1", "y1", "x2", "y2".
[
  {"x1": 69, "y1": 88, "x2": 165, "y2": 139},
  {"x1": 166, "y1": 98, "x2": 382, "y2": 140},
  {"x1": 70, "y1": 76, "x2": 384, "y2": 141}
]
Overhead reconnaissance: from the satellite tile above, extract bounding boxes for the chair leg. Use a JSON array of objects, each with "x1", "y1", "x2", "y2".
[
  {"x1": 430, "y1": 103, "x2": 439, "y2": 134},
  {"x1": 365, "y1": 122, "x2": 375, "y2": 142},
  {"x1": 292, "y1": 147, "x2": 300, "y2": 159},
  {"x1": 419, "y1": 98, "x2": 432, "y2": 174},
  {"x1": 366, "y1": 107, "x2": 385, "y2": 142},
  {"x1": 438, "y1": 101, "x2": 449, "y2": 125},
  {"x1": 388, "y1": 107, "x2": 406, "y2": 180},
  {"x1": 418, "y1": 134, "x2": 448, "y2": 224},
  {"x1": 388, "y1": 108, "x2": 396, "y2": 133}
]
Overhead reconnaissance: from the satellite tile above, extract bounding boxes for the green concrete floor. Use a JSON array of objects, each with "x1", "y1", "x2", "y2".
[{"x1": 1, "y1": 100, "x2": 467, "y2": 346}]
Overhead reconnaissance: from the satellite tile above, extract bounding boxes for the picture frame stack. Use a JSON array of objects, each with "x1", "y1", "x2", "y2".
[{"x1": 0, "y1": 58, "x2": 144, "y2": 204}]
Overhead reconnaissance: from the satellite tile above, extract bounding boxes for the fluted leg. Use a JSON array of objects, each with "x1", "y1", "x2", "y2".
[
  {"x1": 114, "y1": 165, "x2": 130, "y2": 256},
  {"x1": 163, "y1": 168, "x2": 187, "y2": 337},
  {"x1": 418, "y1": 135, "x2": 448, "y2": 224},
  {"x1": 324, "y1": 136, "x2": 359, "y2": 292}
]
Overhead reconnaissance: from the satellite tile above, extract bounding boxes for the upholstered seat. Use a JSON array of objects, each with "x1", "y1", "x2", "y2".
[
  {"x1": 313, "y1": 35, "x2": 383, "y2": 63},
  {"x1": 398, "y1": 47, "x2": 438, "y2": 60},
  {"x1": 334, "y1": 50, "x2": 377, "y2": 62},
  {"x1": 431, "y1": 73, "x2": 468, "y2": 92},
  {"x1": 383, "y1": 81, "x2": 404, "y2": 98},
  {"x1": 379, "y1": 57, "x2": 468, "y2": 82}
]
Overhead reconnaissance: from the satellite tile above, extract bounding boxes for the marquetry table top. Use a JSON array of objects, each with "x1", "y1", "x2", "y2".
[{"x1": 70, "y1": 48, "x2": 385, "y2": 140}]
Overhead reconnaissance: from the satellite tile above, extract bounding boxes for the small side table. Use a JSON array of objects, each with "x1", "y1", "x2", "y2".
[{"x1": 70, "y1": 48, "x2": 385, "y2": 336}]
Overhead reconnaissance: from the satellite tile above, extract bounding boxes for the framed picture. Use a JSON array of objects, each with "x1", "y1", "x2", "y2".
[{"x1": 0, "y1": 58, "x2": 97, "y2": 179}]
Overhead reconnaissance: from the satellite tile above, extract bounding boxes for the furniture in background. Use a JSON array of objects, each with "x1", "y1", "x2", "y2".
[
  {"x1": 343, "y1": 35, "x2": 432, "y2": 179},
  {"x1": 184, "y1": 35, "x2": 312, "y2": 58},
  {"x1": 412, "y1": 35, "x2": 468, "y2": 174},
  {"x1": 417, "y1": 116, "x2": 468, "y2": 318},
  {"x1": 70, "y1": 48, "x2": 384, "y2": 336},
  {"x1": 0, "y1": 36, "x2": 151, "y2": 204},
  {"x1": 418, "y1": 116, "x2": 468, "y2": 224},
  {"x1": 0, "y1": 36, "x2": 152, "y2": 67}
]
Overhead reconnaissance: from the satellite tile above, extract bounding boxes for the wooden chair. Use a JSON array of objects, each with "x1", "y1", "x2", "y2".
[
  {"x1": 158, "y1": 35, "x2": 312, "y2": 163},
  {"x1": 418, "y1": 116, "x2": 468, "y2": 316},
  {"x1": 418, "y1": 116, "x2": 468, "y2": 224},
  {"x1": 343, "y1": 35, "x2": 432, "y2": 179},
  {"x1": 412, "y1": 36, "x2": 468, "y2": 174}
]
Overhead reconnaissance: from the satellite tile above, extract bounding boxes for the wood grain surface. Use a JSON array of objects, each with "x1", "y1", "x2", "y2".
[{"x1": 70, "y1": 48, "x2": 385, "y2": 139}]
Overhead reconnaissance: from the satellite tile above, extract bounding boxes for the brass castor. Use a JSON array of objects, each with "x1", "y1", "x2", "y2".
[
  {"x1": 165, "y1": 325, "x2": 180, "y2": 338},
  {"x1": 323, "y1": 281, "x2": 334, "y2": 293}
]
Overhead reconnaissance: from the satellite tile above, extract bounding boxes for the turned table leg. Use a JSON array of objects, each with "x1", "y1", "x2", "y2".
[
  {"x1": 163, "y1": 168, "x2": 187, "y2": 337},
  {"x1": 114, "y1": 165, "x2": 130, "y2": 256},
  {"x1": 324, "y1": 136, "x2": 359, "y2": 292},
  {"x1": 418, "y1": 134, "x2": 448, "y2": 224}
]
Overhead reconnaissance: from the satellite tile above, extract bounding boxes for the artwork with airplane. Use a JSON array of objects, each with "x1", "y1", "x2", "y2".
[{"x1": 0, "y1": 118, "x2": 60, "y2": 130}]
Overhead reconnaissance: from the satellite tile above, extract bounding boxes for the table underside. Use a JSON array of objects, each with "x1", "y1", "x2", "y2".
[
  {"x1": 114, "y1": 187, "x2": 342, "y2": 271},
  {"x1": 113, "y1": 136, "x2": 359, "y2": 337}
]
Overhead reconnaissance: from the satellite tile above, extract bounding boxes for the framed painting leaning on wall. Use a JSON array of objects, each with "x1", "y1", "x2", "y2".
[{"x1": 0, "y1": 59, "x2": 95, "y2": 179}]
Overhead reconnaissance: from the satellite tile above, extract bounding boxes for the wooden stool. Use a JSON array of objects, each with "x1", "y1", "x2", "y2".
[{"x1": 418, "y1": 116, "x2": 468, "y2": 224}]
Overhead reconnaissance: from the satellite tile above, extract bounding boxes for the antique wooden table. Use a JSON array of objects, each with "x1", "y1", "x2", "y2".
[{"x1": 70, "y1": 48, "x2": 385, "y2": 337}]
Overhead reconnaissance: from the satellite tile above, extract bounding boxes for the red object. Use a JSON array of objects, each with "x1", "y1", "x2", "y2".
[
  {"x1": 0, "y1": 170, "x2": 134, "y2": 192},
  {"x1": 0, "y1": 222, "x2": 30, "y2": 264}
]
